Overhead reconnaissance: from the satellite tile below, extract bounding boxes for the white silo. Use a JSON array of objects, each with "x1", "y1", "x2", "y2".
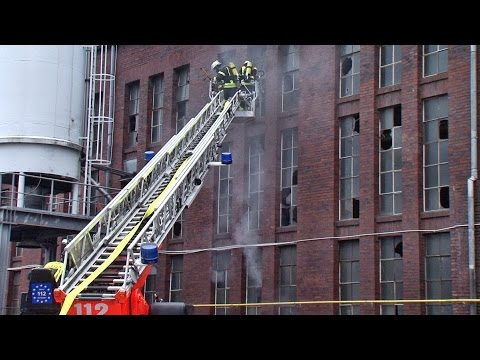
[{"x1": 0, "y1": 45, "x2": 85, "y2": 180}]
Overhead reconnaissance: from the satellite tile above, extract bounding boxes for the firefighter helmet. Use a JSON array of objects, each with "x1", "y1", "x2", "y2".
[{"x1": 211, "y1": 60, "x2": 222, "y2": 70}]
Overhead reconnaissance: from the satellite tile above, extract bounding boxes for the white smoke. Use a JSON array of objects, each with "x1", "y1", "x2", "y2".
[{"x1": 233, "y1": 210, "x2": 262, "y2": 287}]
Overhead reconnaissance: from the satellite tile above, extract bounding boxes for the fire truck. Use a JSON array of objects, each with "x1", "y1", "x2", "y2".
[{"x1": 21, "y1": 75, "x2": 259, "y2": 315}]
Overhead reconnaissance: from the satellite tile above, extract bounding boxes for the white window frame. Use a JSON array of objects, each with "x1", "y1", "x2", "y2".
[
  {"x1": 339, "y1": 45, "x2": 360, "y2": 98},
  {"x1": 151, "y1": 75, "x2": 164, "y2": 143},
  {"x1": 423, "y1": 45, "x2": 448, "y2": 78},
  {"x1": 379, "y1": 45, "x2": 402, "y2": 87}
]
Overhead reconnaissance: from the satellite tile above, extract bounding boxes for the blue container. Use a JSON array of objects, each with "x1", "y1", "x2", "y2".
[
  {"x1": 140, "y1": 243, "x2": 158, "y2": 264},
  {"x1": 221, "y1": 152, "x2": 232, "y2": 165},
  {"x1": 144, "y1": 150, "x2": 155, "y2": 162}
]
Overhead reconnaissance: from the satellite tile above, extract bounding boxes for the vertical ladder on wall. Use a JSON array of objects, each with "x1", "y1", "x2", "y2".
[{"x1": 82, "y1": 45, "x2": 117, "y2": 216}]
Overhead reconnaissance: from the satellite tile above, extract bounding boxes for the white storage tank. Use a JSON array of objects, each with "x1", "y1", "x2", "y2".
[{"x1": 0, "y1": 45, "x2": 85, "y2": 179}]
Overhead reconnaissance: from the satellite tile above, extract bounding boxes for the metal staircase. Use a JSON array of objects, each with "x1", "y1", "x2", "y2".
[{"x1": 54, "y1": 86, "x2": 252, "y2": 315}]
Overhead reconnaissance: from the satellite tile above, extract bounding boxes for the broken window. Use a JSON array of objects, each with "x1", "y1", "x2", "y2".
[
  {"x1": 340, "y1": 45, "x2": 360, "y2": 97},
  {"x1": 175, "y1": 65, "x2": 190, "y2": 133},
  {"x1": 425, "y1": 233, "x2": 452, "y2": 315},
  {"x1": 215, "y1": 251, "x2": 231, "y2": 315},
  {"x1": 218, "y1": 143, "x2": 232, "y2": 234},
  {"x1": 248, "y1": 136, "x2": 265, "y2": 230},
  {"x1": 171, "y1": 212, "x2": 184, "y2": 239},
  {"x1": 245, "y1": 248, "x2": 262, "y2": 315},
  {"x1": 127, "y1": 82, "x2": 139, "y2": 147},
  {"x1": 380, "y1": 237, "x2": 404, "y2": 315},
  {"x1": 279, "y1": 246, "x2": 296, "y2": 315},
  {"x1": 379, "y1": 105, "x2": 403, "y2": 215},
  {"x1": 423, "y1": 45, "x2": 448, "y2": 77},
  {"x1": 151, "y1": 75, "x2": 164, "y2": 143},
  {"x1": 339, "y1": 115, "x2": 360, "y2": 220},
  {"x1": 379, "y1": 45, "x2": 402, "y2": 87},
  {"x1": 281, "y1": 45, "x2": 299, "y2": 112},
  {"x1": 169, "y1": 256, "x2": 183, "y2": 302},
  {"x1": 339, "y1": 240, "x2": 360, "y2": 315},
  {"x1": 280, "y1": 128, "x2": 298, "y2": 227},
  {"x1": 423, "y1": 95, "x2": 449, "y2": 211}
]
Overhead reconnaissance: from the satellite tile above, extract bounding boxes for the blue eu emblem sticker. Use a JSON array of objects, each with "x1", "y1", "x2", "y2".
[{"x1": 31, "y1": 282, "x2": 53, "y2": 304}]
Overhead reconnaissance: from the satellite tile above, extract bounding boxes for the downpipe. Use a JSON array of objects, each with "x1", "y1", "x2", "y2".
[{"x1": 468, "y1": 45, "x2": 477, "y2": 315}]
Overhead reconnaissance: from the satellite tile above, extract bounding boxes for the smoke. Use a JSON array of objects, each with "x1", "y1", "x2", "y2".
[{"x1": 233, "y1": 210, "x2": 262, "y2": 288}]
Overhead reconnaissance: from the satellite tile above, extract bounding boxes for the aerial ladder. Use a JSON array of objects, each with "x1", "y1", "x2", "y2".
[{"x1": 29, "y1": 79, "x2": 258, "y2": 315}]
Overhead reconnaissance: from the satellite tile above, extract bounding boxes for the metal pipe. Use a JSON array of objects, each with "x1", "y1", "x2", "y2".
[
  {"x1": 468, "y1": 44, "x2": 478, "y2": 315},
  {"x1": 90, "y1": 178, "x2": 113, "y2": 201},
  {"x1": 16, "y1": 172, "x2": 25, "y2": 207},
  {"x1": 71, "y1": 182, "x2": 79, "y2": 215}
]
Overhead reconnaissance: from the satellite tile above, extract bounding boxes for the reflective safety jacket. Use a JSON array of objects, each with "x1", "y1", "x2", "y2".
[{"x1": 215, "y1": 64, "x2": 238, "y2": 89}]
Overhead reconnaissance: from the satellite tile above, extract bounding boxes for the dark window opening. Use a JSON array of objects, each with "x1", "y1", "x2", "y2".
[
  {"x1": 173, "y1": 222, "x2": 182, "y2": 237},
  {"x1": 439, "y1": 120, "x2": 448, "y2": 139},
  {"x1": 353, "y1": 198, "x2": 359, "y2": 218},
  {"x1": 381, "y1": 129, "x2": 392, "y2": 150},
  {"x1": 342, "y1": 57, "x2": 352, "y2": 75},
  {"x1": 440, "y1": 186, "x2": 449, "y2": 208},
  {"x1": 129, "y1": 116, "x2": 136, "y2": 132},
  {"x1": 394, "y1": 106, "x2": 402, "y2": 126},
  {"x1": 354, "y1": 116, "x2": 360, "y2": 133},
  {"x1": 394, "y1": 241, "x2": 403, "y2": 257}
]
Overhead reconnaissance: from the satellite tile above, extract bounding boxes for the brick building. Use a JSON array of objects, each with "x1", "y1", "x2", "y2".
[{"x1": 6, "y1": 45, "x2": 479, "y2": 315}]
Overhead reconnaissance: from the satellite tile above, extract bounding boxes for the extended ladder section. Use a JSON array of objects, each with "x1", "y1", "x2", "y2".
[{"x1": 54, "y1": 86, "x2": 256, "y2": 315}]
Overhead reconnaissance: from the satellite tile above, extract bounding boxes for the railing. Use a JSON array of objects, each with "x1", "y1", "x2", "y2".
[
  {"x1": 121, "y1": 91, "x2": 241, "y2": 290},
  {"x1": 0, "y1": 172, "x2": 120, "y2": 215},
  {"x1": 59, "y1": 91, "x2": 224, "y2": 290}
]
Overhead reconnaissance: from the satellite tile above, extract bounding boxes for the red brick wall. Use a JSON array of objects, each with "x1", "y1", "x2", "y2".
[
  {"x1": 109, "y1": 45, "x2": 476, "y2": 315},
  {"x1": 11, "y1": 45, "x2": 475, "y2": 315}
]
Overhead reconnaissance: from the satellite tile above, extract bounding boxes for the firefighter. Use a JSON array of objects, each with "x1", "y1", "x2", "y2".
[
  {"x1": 239, "y1": 60, "x2": 257, "y2": 110},
  {"x1": 241, "y1": 61, "x2": 257, "y2": 91},
  {"x1": 211, "y1": 60, "x2": 239, "y2": 101}
]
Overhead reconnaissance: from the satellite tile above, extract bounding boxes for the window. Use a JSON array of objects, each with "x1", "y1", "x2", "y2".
[
  {"x1": 175, "y1": 66, "x2": 190, "y2": 133},
  {"x1": 279, "y1": 245, "x2": 296, "y2": 315},
  {"x1": 340, "y1": 45, "x2": 360, "y2": 97},
  {"x1": 217, "y1": 143, "x2": 232, "y2": 234},
  {"x1": 281, "y1": 45, "x2": 299, "y2": 112},
  {"x1": 144, "y1": 266, "x2": 157, "y2": 305},
  {"x1": 339, "y1": 240, "x2": 360, "y2": 315},
  {"x1": 423, "y1": 45, "x2": 448, "y2": 77},
  {"x1": 127, "y1": 82, "x2": 139, "y2": 147},
  {"x1": 380, "y1": 237, "x2": 403, "y2": 315},
  {"x1": 214, "y1": 251, "x2": 231, "y2": 315},
  {"x1": 8, "y1": 271, "x2": 21, "y2": 315},
  {"x1": 247, "y1": 45, "x2": 266, "y2": 116},
  {"x1": 245, "y1": 248, "x2": 262, "y2": 315},
  {"x1": 151, "y1": 75, "x2": 164, "y2": 143},
  {"x1": 379, "y1": 45, "x2": 401, "y2": 87},
  {"x1": 248, "y1": 136, "x2": 265, "y2": 230},
  {"x1": 379, "y1": 106, "x2": 402, "y2": 215},
  {"x1": 425, "y1": 233, "x2": 452, "y2": 315},
  {"x1": 280, "y1": 128, "x2": 298, "y2": 227},
  {"x1": 423, "y1": 95, "x2": 449, "y2": 211},
  {"x1": 15, "y1": 245, "x2": 23, "y2": 257},
  {"x1": 172, "y1": 213, "x2": 184, "y2": 239},
  {"x1": 339, "y1": 115, "x2": 360, "y2": 220},
  {"x1": 169, "y1": 256, "x2": 183, "y2": 302}
]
